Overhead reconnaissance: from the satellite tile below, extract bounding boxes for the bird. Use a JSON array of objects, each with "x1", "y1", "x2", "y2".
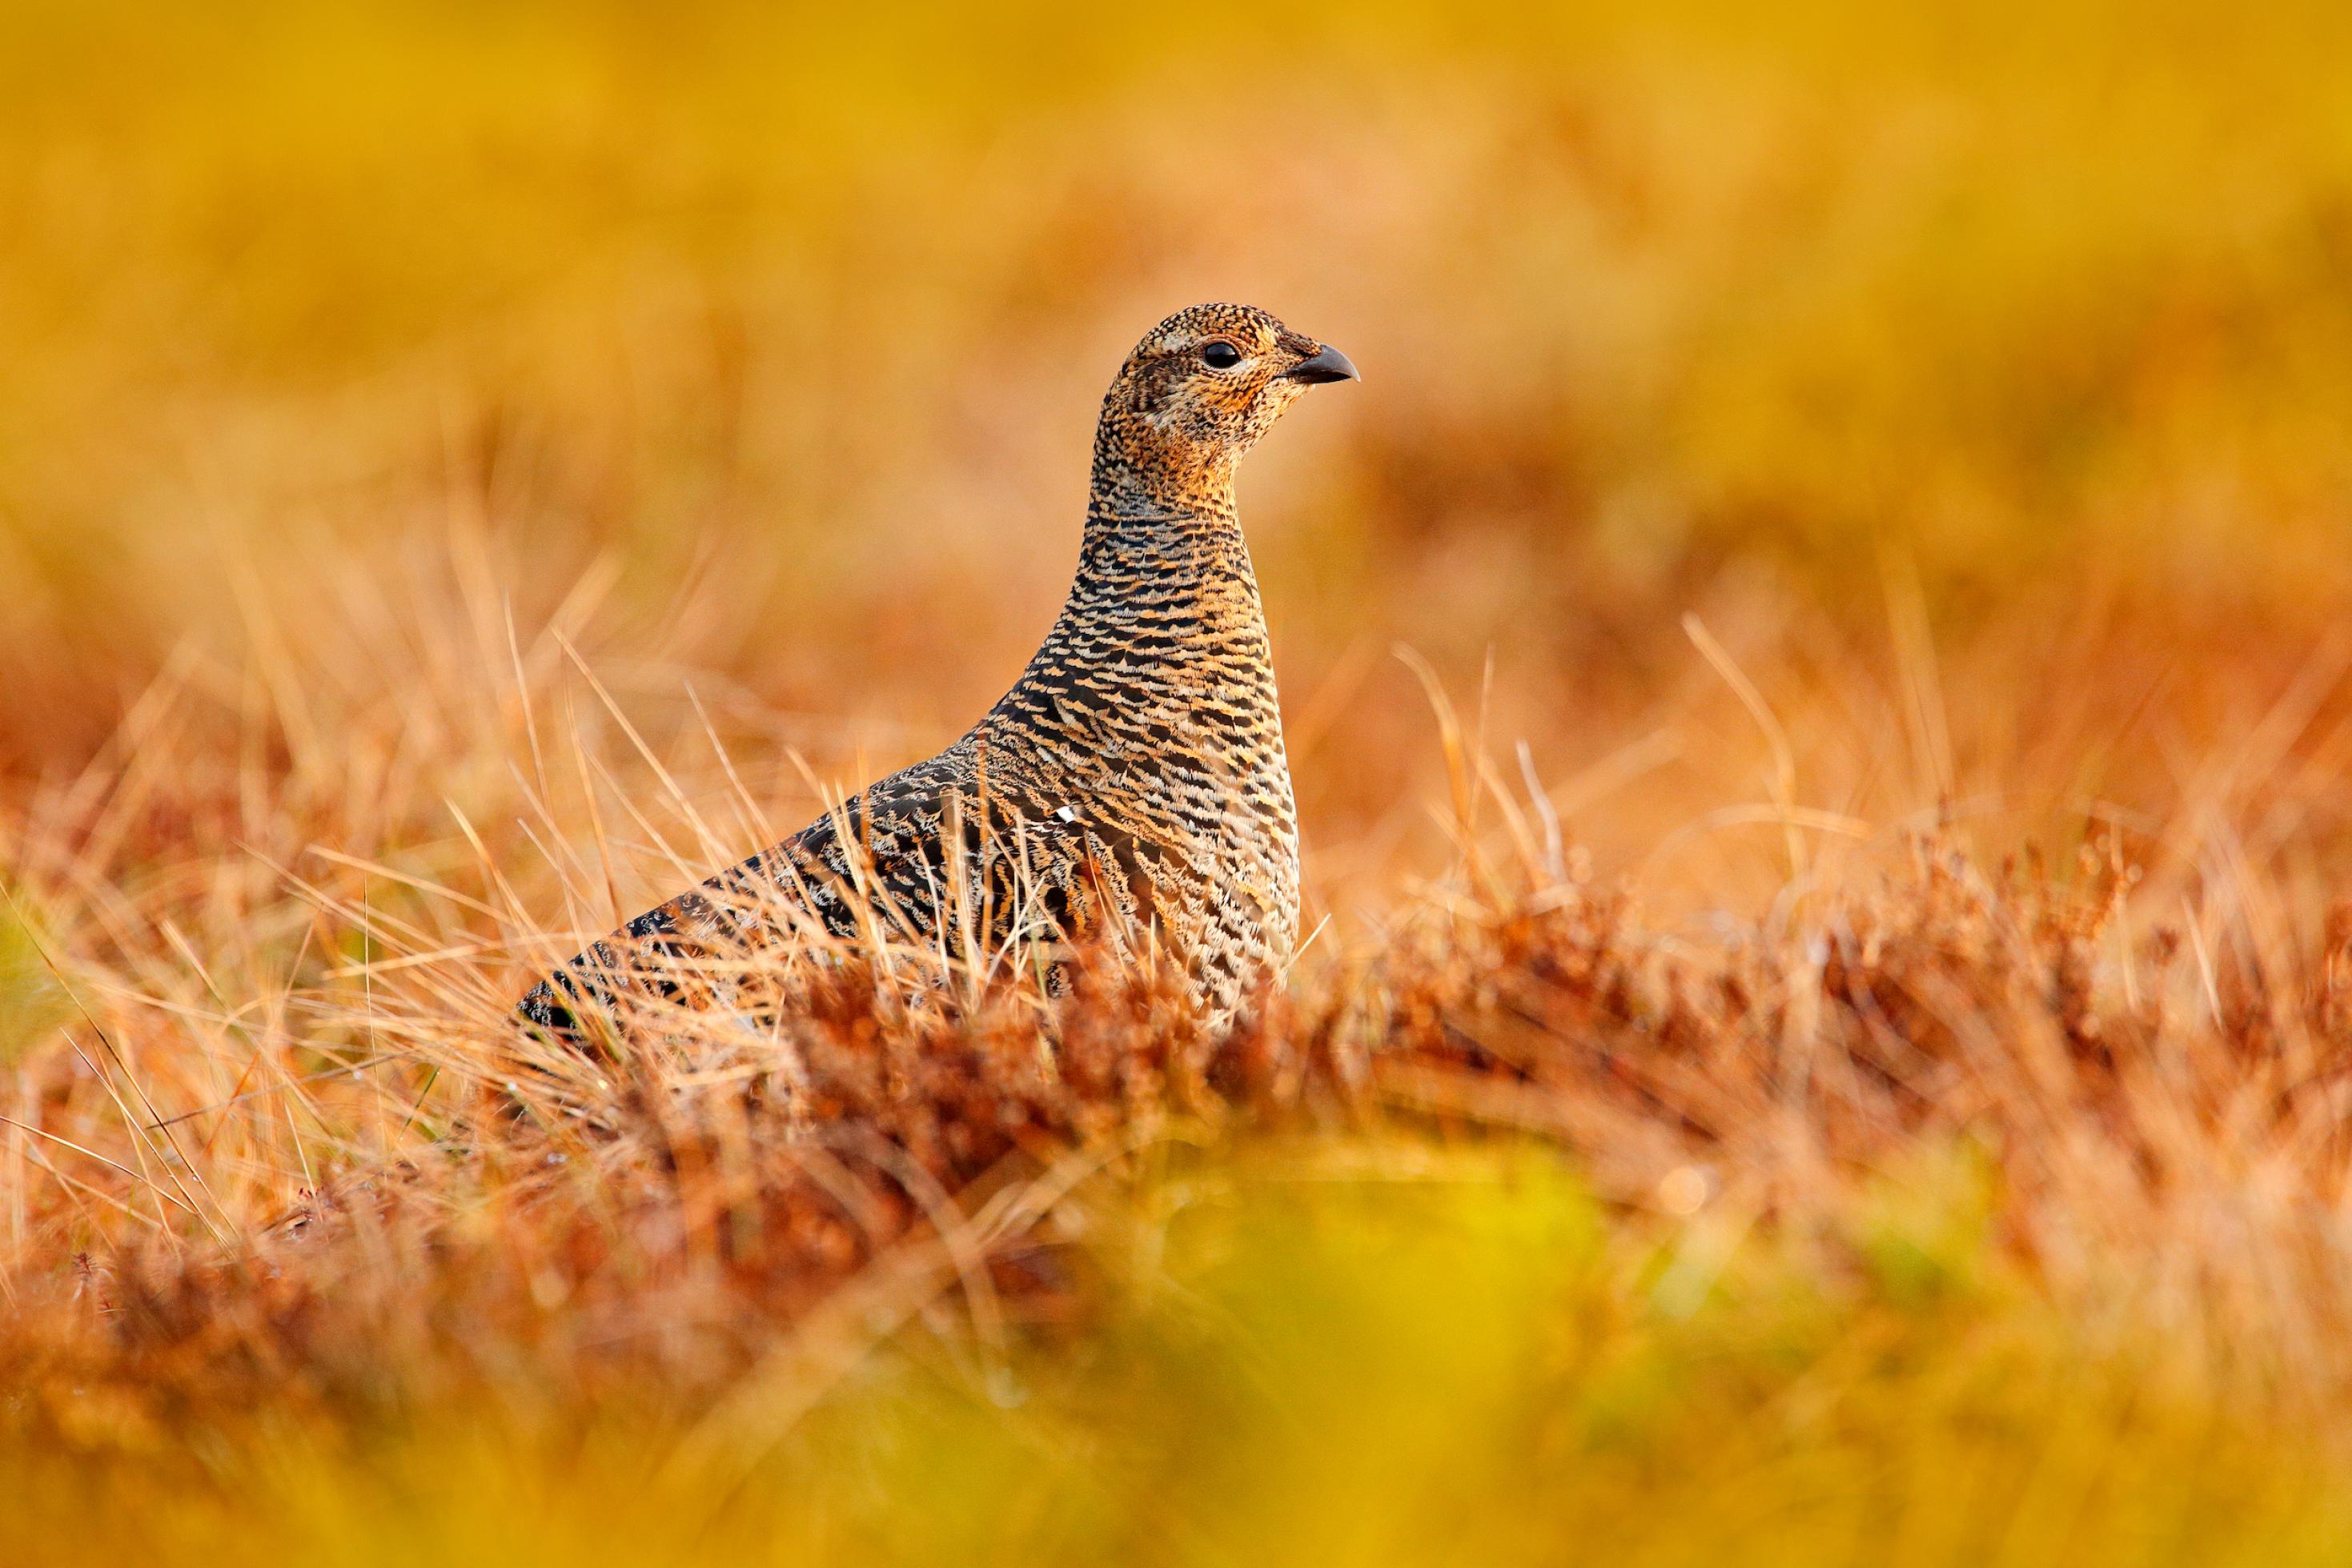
[{"x1": 519, "y1": 302, "x2": 1358, "y2": 1038}]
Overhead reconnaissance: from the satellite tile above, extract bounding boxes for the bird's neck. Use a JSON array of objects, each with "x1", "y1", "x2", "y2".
[
  {"x1": 1087, "y1": 405, "x2": 1240, "y2": 521},
  {"x1": 1074, "y1": 431, "x2": 1258, "y2": 612},
  {"x1": 978, "y1": 446, "x2": 1282, "y2": 752}
]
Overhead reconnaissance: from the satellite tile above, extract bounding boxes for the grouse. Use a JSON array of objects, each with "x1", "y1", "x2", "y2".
[{"x1": 520, "y1": 303, "x2": 1358, "y2": 1036}]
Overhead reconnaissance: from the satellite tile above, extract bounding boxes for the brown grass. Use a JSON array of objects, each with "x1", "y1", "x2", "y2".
[{"x1": 7, "y1": 558, "x2": 2352, "y2": 1462}]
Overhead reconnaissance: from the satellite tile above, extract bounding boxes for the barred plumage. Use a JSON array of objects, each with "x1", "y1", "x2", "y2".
[{"x1": 520, "y1": 303, "x2": 1357, "y2": 1034}]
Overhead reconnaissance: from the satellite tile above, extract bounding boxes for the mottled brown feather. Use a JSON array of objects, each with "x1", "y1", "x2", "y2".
[{"x1": 520, "y1": 303, "x2": 1355, "y2": 1034}]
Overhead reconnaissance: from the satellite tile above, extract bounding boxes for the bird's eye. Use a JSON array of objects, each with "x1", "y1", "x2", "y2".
[{"x1": 1200, "y1": 341, "x2": 1242, "y2": 370}]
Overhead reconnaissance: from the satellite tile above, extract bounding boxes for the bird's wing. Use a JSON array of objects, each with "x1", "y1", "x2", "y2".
[{"x1": 517, "y1": 760, "x2": 1146, "y2": 1036}]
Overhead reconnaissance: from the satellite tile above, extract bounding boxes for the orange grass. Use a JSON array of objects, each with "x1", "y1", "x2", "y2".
[{"x1": 7, "y1": 553, "x2": 2352, "y2": 1447}]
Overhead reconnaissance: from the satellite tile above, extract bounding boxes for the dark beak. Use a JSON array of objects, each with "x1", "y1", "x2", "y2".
[{"x1": 1282, "y1": 344, "x2": 1360, "y2": 385}]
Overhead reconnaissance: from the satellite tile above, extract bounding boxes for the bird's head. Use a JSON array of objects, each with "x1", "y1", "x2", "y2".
[{"x1": 1092, "y1": 302, "x2": 1358, "y2": 516}]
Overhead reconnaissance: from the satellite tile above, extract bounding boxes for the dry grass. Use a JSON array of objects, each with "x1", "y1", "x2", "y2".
[
  {"x1": 7, "y1": 0, "x2": 2352, "y2": 1559},
  {"x1": 9, "y1": 567, "x2": 2352, "y2": 1558}
]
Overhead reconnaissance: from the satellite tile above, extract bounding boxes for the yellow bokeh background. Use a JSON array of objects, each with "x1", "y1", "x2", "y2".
[{"x1": 7, "y1": 1, "x2": 2349, "y2": 787}]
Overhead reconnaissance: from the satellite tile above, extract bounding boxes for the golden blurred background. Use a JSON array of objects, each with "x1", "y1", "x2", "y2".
[{"x1": 5, "y1": 0, "x2": 2351, "y2": 919}]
